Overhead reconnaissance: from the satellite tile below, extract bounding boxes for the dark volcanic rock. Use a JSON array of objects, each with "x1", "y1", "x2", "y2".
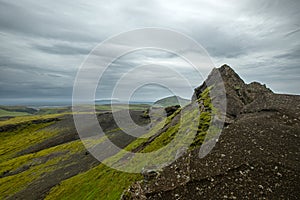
[
  {"x1": 124, "y1": 65, "x2": 300, "y2": 199},
  {"x1": 165, "y1": 105, "x2": 180, "y2": 117},
  {"x1": 194, "y1": 64, "x2": 273, "y2": 122}
]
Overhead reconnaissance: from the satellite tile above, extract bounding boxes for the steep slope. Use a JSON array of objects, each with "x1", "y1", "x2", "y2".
[
  {"x1": 124, "y1": 65, "x2": 300, "y2": 199},
  {"x1": 0, "y1": 109, "x2": 150, "y2": 200}
]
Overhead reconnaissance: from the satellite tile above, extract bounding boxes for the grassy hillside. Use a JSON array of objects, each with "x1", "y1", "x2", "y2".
[
  {"x1": 43, "y1": 91, "x2": 213, "y2": 199},
  {"x1": 0, "y1": 95, "x2": 212, "y2": 199},
  {"x1": 154, "y1": 96, "x2": 190, "y2": 107},
  {"x1": 0, "y1": 108, "x2": 30, "y2": 117},
  {"x1": 0, "y1": 106, "x2": 38, "y2": 117}
]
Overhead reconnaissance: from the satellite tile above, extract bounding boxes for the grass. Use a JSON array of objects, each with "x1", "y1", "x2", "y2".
[
  {"x1": 36, "y1": 107, "x2": 71, "y2": 115},
  {"x1": 154, "y1": 96, "x2": 190, "y2": 107},
  {"x1": 45, "y1": 164, "x2": 142, "y2": 200},
  {"x1": 0, "y1": 114, "x2": 110, "y2": 199},
  {"x1": 0, "y1": 91, "x2": 216, "y2": 200},
  {"x1": 0, "y1": 122, "x2": 61, "y2": 163},
  {"x1": 0, "y1": 106, "x2": 37, "y2": 114},
  {"x1": 0, "y1": 108, "x2": 31, "y2": 117},
  {"x1": 191, "y1": 86, "x2": 223, "y2": 147},
  {"x1": 0, "y1": 113, "x2": 63, "y2": 127},
  {"x1": 42, "y1": 110, "x2": 177, "y2": 200},
  {"x1": 0, "y1": 108, "x2": 145, "y2": 200},
  {"x1": 0, "y1": 138, "x2": 86, "y2": 199},
  {"x1": 101, "y1": 105, "x2": 199, "y2": 173}
]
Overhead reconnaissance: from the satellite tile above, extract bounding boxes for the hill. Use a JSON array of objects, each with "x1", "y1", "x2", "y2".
[
  {"x1": 153, "y1": 96, "x2": 190, "y2": 107},
  {"x1": 0, "y1": 106, "x2": 37, "y2": 117}
]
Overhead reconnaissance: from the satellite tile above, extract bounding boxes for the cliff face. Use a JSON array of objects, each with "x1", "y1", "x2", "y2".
[{"x1": 124, "y1": 65, "x2": 300, "y2": 199}]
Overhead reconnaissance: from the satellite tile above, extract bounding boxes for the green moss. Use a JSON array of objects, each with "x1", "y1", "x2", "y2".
[
  {"x1": 191, "y1": 86, "x2": 216, "y2": 148},
  {"x1": 36, "y1": 107, "x2": 71, "y2": 115},
  {"x1": 0, "y1": 138, "x2": 87, "y2": 199},
  {"x1": 45, "y1": 164, "x2": 142, "y2": 200},
  {"x1": 234, "y1": 85, "x2": 241, "y2": 90},
  {"x1": 0, "y1": 122, "x2": 60, "y2": 162},
  {"x1": 44, "y1": 108, "x2": 185, "y2": 200},
  {"x1": 43, "y1": 88, "x2": 218, "y2": 199},
  {"x1": 141, "y1": 123, "x2": 180, "y2": 153},
  {"x1": 0, "y1": 89, "x2": 220, "y2": 200},
  {"x1": 107, "y1": 107, "x2": 199, "y2": 172},
  {"x1": 0, "y1": 114, "x2": 63, "y2": 127},
  {"x1": 0, "y1": 108, "x2": 30, "y2": 117}
]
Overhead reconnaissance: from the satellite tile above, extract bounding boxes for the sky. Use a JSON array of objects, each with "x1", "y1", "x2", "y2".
[{"x1": 0, "y1": 0, "x2": 299, "y2": 104}]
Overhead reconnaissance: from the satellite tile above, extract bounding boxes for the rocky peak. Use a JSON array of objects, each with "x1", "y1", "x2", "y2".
[
  {"x1": 193, "y1": 64, "x2": 273, "y2": 121},
  {"x1": 123, "y1": 65, "x2": 300, "y2": 200},
  {"x1": 216, "y1": 64, "x2": 245, "y2": 86},
  {"x1": 193, "y1": 64, "x2": 243, "y2": 100}
]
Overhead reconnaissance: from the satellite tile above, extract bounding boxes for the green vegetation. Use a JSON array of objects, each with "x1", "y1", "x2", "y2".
[
  {"x1": 0, "y1": 91, "x2": 217, "y2": 200},
  {"x1": 102, "y1": 106, "x2": 199, "y2": 173},
  {"x1": 191, "y1": 86, "x2": 214, "y2": 147},
  {"x1": 36, "y1": 107, "x2": 71, "y2": 115},
  {"x1": 43, "y1": 110, "x2": 181, "y2": 200},
  {"x1": 0, "y1": 139, "x2": 86, "y2": 199},
  {"x1": 0, "y1": 106, "x2": 37, "y2": 114},
  {"x1": 0, "y1": 105, "x2": 39, "y2": 117},
  {"x1": 153, "y1": 96, "x2": 190, "y2": 107},
  {"x1": 191, "y1": 86, "x2": 223, "y2": 147},
  {"x1": 0, "y1": 108, "x2": 30, "y2": 117},
  {"x1": 0, "y1": 106, "x2": 149, "y2": 200},
  {"x1": 0, "y1": 122, "x2": 60, "y2": 162},
  {"x1": 0, "y1": 113, "x2": 63, "y2": 127},
  {"x1": 45, "y1": 164, "x2": 142, "y2": 200},
  {"x1": 45, "y1": 89, "x2": 216, "y2": 199}
]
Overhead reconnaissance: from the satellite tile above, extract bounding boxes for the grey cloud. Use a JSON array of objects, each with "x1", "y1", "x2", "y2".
[
  {"x1": 33, "y1": 44, "x2": 92, "y2": 55},
  {"x1": 0, "y1": 1, "x2": 102, "y2": 43},
  {"x1": 0, "y1": 0, "x2": 299, "y2": 103},
  {"x1": 273, "y1": 46, "x2": 300, "y2": 60},
  {"x1": 285, "y1": 28, "x2": 300, "y2": 38}
]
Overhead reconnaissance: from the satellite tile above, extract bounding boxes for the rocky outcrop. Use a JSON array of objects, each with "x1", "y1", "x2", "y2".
[
  {"x1": 124, "y1": 65, "x2": 300, "y2": 199},
  {"x1": 194, "y1": 64, "x2": 272, "y2": 124},
  {"x1": 164, "y1": 105, "x2": 180, "y2": 117}
]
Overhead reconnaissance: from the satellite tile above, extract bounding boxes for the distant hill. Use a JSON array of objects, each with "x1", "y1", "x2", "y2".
[
  {"x1": 95, "y1": 99, "x2": 121, "y2": 105},
  {"x1": 153, "y1": 96, "x2": 190, "y2": 107},
  {"x1": 95, "y1": 99, "x2": 153, "y2": 105},
  {"x1": 0, "y1": 106, "x2": 37, "y2": 117}
]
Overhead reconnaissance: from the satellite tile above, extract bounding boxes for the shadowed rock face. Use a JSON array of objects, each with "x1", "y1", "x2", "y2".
[
  {"x1": 124, "y1": 65, "x2": 300, "y2": 199},
  {"x1": 165, "y1": 105, "x2": 181, "y2": 117}
]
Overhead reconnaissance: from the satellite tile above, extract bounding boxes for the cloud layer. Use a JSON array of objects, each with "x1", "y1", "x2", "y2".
[{"x1": 0, "y1": 0, "x2": 299, "y2": 104}]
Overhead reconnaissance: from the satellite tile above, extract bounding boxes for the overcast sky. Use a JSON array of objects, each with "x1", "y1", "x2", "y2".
[{"x1": 0, "y1": 0, "x2": 299, "y2": 104}]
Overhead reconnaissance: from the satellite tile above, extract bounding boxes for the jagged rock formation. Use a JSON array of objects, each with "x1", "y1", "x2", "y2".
[
  {"x1": 124, "y1": 65, "x2": 300, "y2": 199},
  {"x1": 194, "y1": 64, "x2": 273, "y2": 124}
]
